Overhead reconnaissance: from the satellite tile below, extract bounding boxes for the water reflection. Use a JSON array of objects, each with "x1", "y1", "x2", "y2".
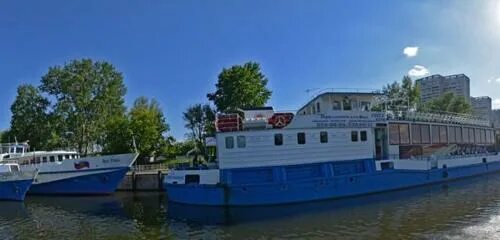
[{"x1": 1, "y1": 174, "x2": 500, "y2": 239}]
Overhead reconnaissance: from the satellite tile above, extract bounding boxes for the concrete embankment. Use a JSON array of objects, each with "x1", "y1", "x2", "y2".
[{"x1": 117, "y1": 170, "x2": 167, "y2": 192}]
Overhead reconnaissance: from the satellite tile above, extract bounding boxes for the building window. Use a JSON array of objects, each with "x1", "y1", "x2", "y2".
[
  {"x1": 225, "y1": 136, "x2": 234, "y2": 149},
  {"x1": 320, "y1": 131, "x2": 328, "y2": 143},
  {"x1": 274, "y1": 134, "x2": 283, "y2": 146},
  {"x1": 237, "y1": 136, "x2": 246, "y2": 148},
  {"x1": 360, "y1": 131, "x2": 367, "y2": 142},
  {"x1": 351, "y1": 131, "x2": 358, "y2": 142}
]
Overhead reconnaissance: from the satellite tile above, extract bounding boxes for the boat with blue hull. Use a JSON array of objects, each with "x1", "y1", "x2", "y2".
[
  {"x1": 0, "y1": 162, "x2": 37, "y2": 201},
  {"x1": 1, "y1": 143, "x2": 138, "y2": 195},
  {"x1": 165, "y1": 91, "x2": 500, "y2": 206}
]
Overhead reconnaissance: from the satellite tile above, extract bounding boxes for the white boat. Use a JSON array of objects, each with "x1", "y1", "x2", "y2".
[
  {"x1": 0, "y1": 143, "x2": 138, "y2": 195},
  {"x1": 164, "y1": 91, "x2": 500, "y2": 206},
  {"x1": 0, "y1": 161, "x2": 36, "y2": 201}
]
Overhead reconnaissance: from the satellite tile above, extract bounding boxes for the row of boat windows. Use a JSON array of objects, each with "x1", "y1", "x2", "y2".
[
  {"x1": 389, "y1": 123, "x2": 496, "y2": 145},
  {"x1": 225, "y1": 131, "x2": 368, "y2": 149},
  {"x1": 26, "y1": 154, "x2": 80, "y2": 164}
]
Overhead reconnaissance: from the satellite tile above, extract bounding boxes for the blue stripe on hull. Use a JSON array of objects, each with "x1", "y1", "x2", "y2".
[
  {"x1": 165, "y1": 160, "x2": 500, "y2": 206},
  {"x1": 29, "y1": 168, "x2": 129, "y2": 195},
  {"x1": 0, "y1": 179, "x2": 33, "y2": 201}
]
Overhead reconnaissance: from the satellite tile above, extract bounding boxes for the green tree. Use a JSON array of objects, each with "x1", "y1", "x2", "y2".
[
  {"x1": 421, "y1": 92, "x2": 472, "y2": 114},
  {"x1": 377, "y1": 76, "x2": 420, "y2": 111},
  {"x1": 102, "y1": 115, "x2": 132, "y2": 154},
  {"x1": 183, "y1": 104, "x2": 216, "y2": 157},
  {"x1": 39, "y1": 59, "x2": 127, "y2": 155},
  {"x1": 207, "y1": 62, "x2": 272, "y2": 112},
  {"x1": 129, "y1": 97, "x2": 170, "y2": 162},
  {"x1": 9, "y1": 84, "x2": 51, "y2": 149}
]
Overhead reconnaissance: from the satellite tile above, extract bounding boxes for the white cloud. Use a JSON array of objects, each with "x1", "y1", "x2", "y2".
[
  {"x1": 403, "y1": 46, "x2": 419, "y2": 57},
  {"x1": 488, "y1": 78, "x2": 500, "y2": 83},
  {"x1": 496, "y1": 78, "x2": 500, "y2": 83},
  {"x1": 408, "y1": 65, "x2": 430, "y2": 77},
  {"x1": 493, "y1": 99, "x2": 500, "y2": 109}
]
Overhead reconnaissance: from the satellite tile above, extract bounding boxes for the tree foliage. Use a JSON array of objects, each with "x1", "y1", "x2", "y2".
[
  {"x1": 183, "y1": 104, "x2": 216, "y2": 157},
  {"x1": 39, "y1": 59, "x2": 127, "y2": 154},
  {"x1": 420, "y1": 92, "x2": 472, "y2": 114},
  {"x1": 129, "y1": 97, "x2": 170, "y2": 162},
  {"x1": 377, "y1": 76, "x2": 420, "y2": 111},
  {"x1": 207, "y1": 62, "x2": 272, "y2": 112},
  {"x1": 8, "y1": 84, "x2": 51, "y2": 149}
]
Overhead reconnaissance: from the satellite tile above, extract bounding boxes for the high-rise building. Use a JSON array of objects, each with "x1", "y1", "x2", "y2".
[
  {"x1": 471, "y1": 96, "x2": 492, "y2": 121},
  {"x1": 416, "y1": 74, "x2": 470, "y2": 103}
]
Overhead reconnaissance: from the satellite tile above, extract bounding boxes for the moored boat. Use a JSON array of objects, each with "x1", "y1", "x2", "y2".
[
  {"x1": 0, "y1": 143, "x2": 138, "y2": 195},
  {"x1": 164, "y1": 91, "x2": 500, "y2": 206},
  {"x1": 0, "y1": 161, "x2": 36, "y2": 201}
]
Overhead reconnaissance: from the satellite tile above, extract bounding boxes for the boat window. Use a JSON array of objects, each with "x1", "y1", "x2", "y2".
[
  {"x1": 411, "y1": 124, "x2": 422, "y2": 144},
  {"x1": 360, "y1": 131, "x2": 367, "y2": 142},
  {"x1": 297, "y1": 132, "x2": 306, "y2": 145},
  {"x1": 16, "y1": 147, "x2": 24, "y2": 154},
  {"x1": 467, "y1": 128, "x2": 474, "y2": 143},
  {"x1": 438, "y1": 126, "x2": 447, "y2": 144},
  {"x1": 421, "y1": 125, "x2": 430, "y2": 144},
  {"x1": 343, "y1": 97, "x2": 352, "y2": 111},
  {"x1": 431, "y1": 125, "x2": 440, "y2": 144},
  {"x1": 237, "y1": 136, "x2": 246, "y2": 148},
  {"x1": 10, "y1": 165, "x2": 19, "y2": 172},
  {"x1": 463, "y1": 128, "x2": 470, "y2": 144},
  {"x1": 389, "y1": 124, "x2": 400, "y2": 145},
  {"x1": 274, "y1": 134, "x2": 283, "y2": 146},
  {"x1": 65, "y1": 154, "x2": 70, "y2": 159},
  {"x1": 42, "y1": 156, "x2": 47, "y2": 162},
  {"x1": 58, "y1": 155, "x2": 63, "y2": 162},
  {"x1": 225, "y1": 136, "x2": 234, "y2": 149},
  {"x1": 482, "y1": 129, "x2": 487, "y2": 144},
  {"x1": 316, "y1": 102, "x2": 321, "y2": 113},
  {"x1": 351, "y1": 131, "x2": 358, "y2": 142},
  {"x1": 455, "y1": 127, "x2": 462, "y2": 143},
  {"x1": 475, "y1": 129, "x2": 481, "y2": 144},
  {"x1": 320, "y1": 131, "x2": 328, "y2": 143},
  {"x1": 49, "y1": 156, "x2": 55, "y2": 162},
  {"x1": 399, "y1": 124, "x2": 410, "y2": 144},
  {"x1": 448, "y1": 126, "x2": 456, "y2": 143},
  {"x1": 332, "y1": 101, "x2": 341, "y2": 110}
]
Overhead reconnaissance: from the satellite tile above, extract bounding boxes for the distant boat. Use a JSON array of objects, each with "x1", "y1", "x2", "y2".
[
  {"x1": 0, "y1": 143, "x2": 138, "y2": 195},
  {"x1": 0, "y1": 161, "x2": 36, "y2": 201},
  {"x1": 164, "y1": 91, "x2": 500, "y2": 206}
]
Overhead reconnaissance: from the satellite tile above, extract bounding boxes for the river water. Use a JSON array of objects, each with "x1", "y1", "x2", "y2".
[{"x1": 3, "y1": 174, "x2": 500, "y2": 240}]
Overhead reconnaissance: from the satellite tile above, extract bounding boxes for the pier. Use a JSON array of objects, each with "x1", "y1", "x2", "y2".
[{"x1": 117, "y1": 164, "x2": 169, "y2": 192}]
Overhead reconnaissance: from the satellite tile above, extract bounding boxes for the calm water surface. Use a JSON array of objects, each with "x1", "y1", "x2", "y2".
[{"x1": 3, "y1": 174, "x2": 500, "y2": 239}]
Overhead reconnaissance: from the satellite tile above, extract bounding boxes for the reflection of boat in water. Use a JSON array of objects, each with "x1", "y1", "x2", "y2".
[
  {"x1": 26, "y1": 195, "x2": 128, "y2": 217},
  {"x1": 167, "y1": 173, "x2": 500, "y2": 228},
  {"x1": 0, "y1": 201, "x2": 28, "y2": 219}
]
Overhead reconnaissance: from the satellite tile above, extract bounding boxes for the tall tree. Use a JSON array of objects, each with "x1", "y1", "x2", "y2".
[
  {"x1": 9, "y1": 84, "x2": 50, "y2": 149},
  {"x1": 102, "y1": 115, "x2": 132, "y2": 154},
  {"x1": 207, "y1": 62, "x2": 272, "y2": 112},
  {"x1": 129, "y1": 97, "x2": 170, "y2": 162},
  {"x1": 375, "y1": 76, "x2": 420, "y2": 111},
  {"x1": 421, "y1": 92, "x2": 472, "y2": 114},
  {"x1": 39, "y1": 59, "x2": 127, "y2": 155},
  {"x1": 183, "y1": 104, "x2": 216, "y2": 157}
]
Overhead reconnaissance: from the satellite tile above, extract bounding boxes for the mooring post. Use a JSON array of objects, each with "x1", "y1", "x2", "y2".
[{"x1": 132, "y1": 171, "x2": 137, "y2": 191}]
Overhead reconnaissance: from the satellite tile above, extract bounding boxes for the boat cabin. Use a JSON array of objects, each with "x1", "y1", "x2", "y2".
[{"x1": 0, "y1": 142, "x2": 80, "y2": 165}]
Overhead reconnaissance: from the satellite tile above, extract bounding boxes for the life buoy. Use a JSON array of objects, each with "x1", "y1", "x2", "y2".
[
  {"x1": 268, "y1": 113, "x2": 294, "y2": 128},
  {"x1": 274, "y1": 115, "x2": 287, "y2": 127}
]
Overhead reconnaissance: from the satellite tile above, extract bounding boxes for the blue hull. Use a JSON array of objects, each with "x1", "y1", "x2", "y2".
[
  {"x1": 29, "y1": 167, "x2": 129, "y2": 195},
  {"x1": 0, "y1": 179, "x2": 33, "y2": 201},
  {"x1": 165, "y1": 159, "x2": 500, "y2": 206}
]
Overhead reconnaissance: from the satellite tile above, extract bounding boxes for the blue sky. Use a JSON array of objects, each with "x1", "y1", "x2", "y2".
[{"x1": 1, "y1": 0, "x2": 500, "y2": 140}]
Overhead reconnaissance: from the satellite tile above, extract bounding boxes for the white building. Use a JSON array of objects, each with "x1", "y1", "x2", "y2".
[
  {"x1": 471, "y1": 96, "x2": 492, "y2": 121},
  {"x1": 416, "y1": 74, "x2": 470, "y2": 103}
]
